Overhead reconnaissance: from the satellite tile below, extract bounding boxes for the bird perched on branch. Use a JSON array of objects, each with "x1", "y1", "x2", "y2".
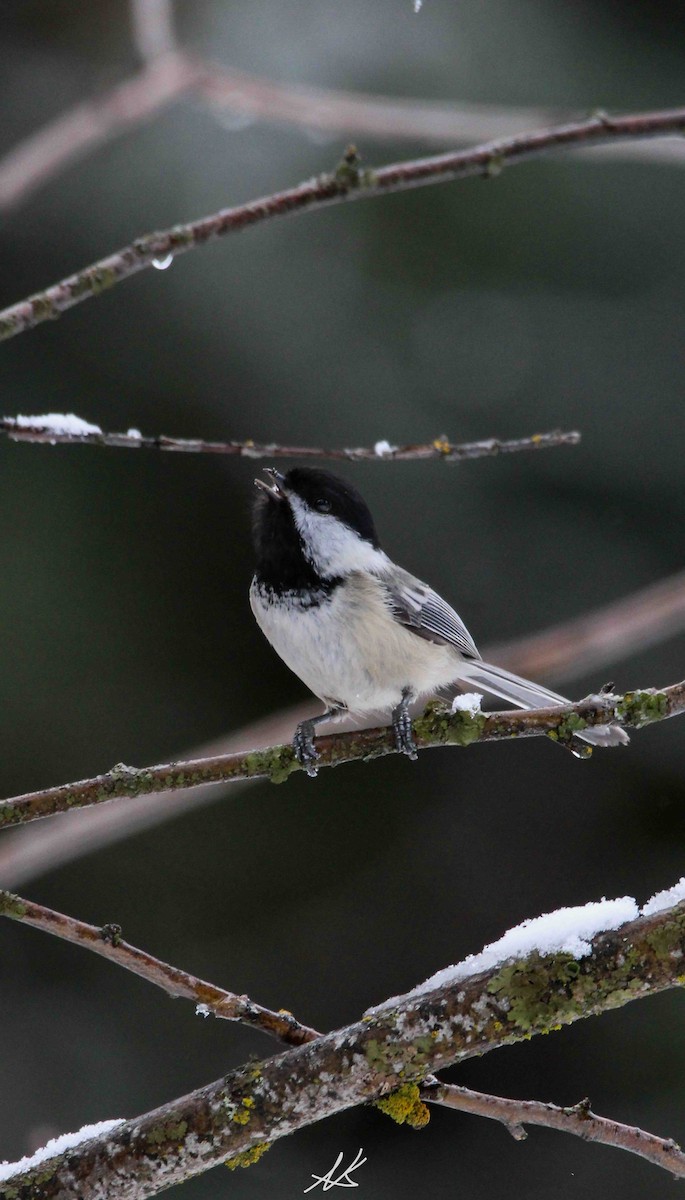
[{"x1": 250, "y1": 467, "x2": 628, "y2": 775}]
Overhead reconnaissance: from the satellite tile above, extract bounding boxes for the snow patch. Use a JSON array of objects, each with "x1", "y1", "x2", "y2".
[
  {"x1": 451, "y1": 692, "x2": 482, "y2": 716},
  {"x1": 373, "y1": 439, "x2": 396, "y2": 457},
  {"x1": 0, "y1": 1120, "x2": 124, "y2": 1182},
  {"x1": 641, "y1": 877, "x2": 685, "y2": 917},
  {"x1": 367, "y1": 895, "x2": 638, "y2": 1014},
  {"x1": 10, "y1": 413, "x2": 102, "y2": 436}
]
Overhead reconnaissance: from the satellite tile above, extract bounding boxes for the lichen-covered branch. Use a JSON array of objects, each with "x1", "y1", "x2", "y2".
[
  {"x1": 4, "y1": 899, "x2": 685, "y2": 1198},
  {"x1": 0, "y1": 683, "x2": 682, "y2": 831},
  {"x1": 1, "y1": 106, "x2": 684, "y2": 342},
  {"x1": 3, "y1": 574, "x2": 682, "y2": 888},
  {"x1": 0, "y1": 418, "x2": 579, "y2": 463},
  {"x1": 0, "y1": 889, "x2": 318, "y2": 1048},
  {"x1": 422, "y1": 1083, "x2": 685, "y2": 1176}
]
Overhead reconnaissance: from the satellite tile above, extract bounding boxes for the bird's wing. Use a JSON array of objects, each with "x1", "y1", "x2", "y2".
[{"x1": 379, "y1": 568, "x2": 480, "y2": 660}]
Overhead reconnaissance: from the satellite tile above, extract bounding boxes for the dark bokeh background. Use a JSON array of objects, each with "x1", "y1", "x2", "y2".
[{"x1": 1, "y1": 2, "x2": 684, "y2": 1196}]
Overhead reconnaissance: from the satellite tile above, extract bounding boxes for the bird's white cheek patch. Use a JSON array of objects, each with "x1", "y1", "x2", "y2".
[{"x1": 288, "y1": 495, "x2": 387, "y2": 578}]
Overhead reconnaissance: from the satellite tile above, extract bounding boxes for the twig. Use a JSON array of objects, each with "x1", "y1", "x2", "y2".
[
  {"x1": 0, "y1": 419, "x2": 580, "y2": 462},
  {"x1": 0, "y1": 684, "x2": 681, "y2": 830},
  {"x1": 2, "y1": 55, "x2": 682, "y2": 217},
  {"x1": 4, "y1": 568, "x2": 684, "y2": 888},
  {"x1": 4, "y1": 887, "x2": 685, "y2": 1184},
  {"x1": 422, "y1": 1083, "x2": 685, "y2": 1176},
  {"x1": 491, "y1": 568, "x2": 685, "y2": 685},
  {"x1": 1, "y1": 106, "x2": 684, "y2": 342},
  {"x1": 198, "y1": 64, "x2": 570, "y2": 144},
  {"x1": 0, "y1": 707, "x2": 317, "y2": 887},
  {"x1": 198, "y1": 64, "x2": 685, "y2": 165},
  {"x1": 0, "y1": 889, "x2": 318, "y2": 1047},
  {"x1": 4, "y1": 898, "x2": 685, "y2": 1196},
  {"x1": 130, "y1": 0, "x2": 176, "y2": 64},
  {"x1": 0, "y1": 53, "x2": 202, "y2": 212}
]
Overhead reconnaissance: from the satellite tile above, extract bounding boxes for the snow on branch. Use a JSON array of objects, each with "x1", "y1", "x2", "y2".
[
  {"x1": 0, "y1": 415, "x2": 580, "y2": 463},
  {"x1": 4, "y1": 891, "x2": 685, "y2": 1196},
  {"x1": 0, "y1": 683, "x2": 682, "y2": 831},
  {"x1": 1, "y1": 107, "x2": 685, "y2": 343}
]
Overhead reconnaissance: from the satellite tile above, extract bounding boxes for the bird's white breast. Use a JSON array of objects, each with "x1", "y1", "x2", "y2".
[{"x1": 250, "y1": 573, "x2": 460, "y2": 712}]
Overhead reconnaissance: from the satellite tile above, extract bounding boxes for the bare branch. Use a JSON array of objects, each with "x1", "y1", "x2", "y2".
[
  {"x1": 2, "y1": 57, "x2": 681, "y2": 216},
  {"x1": 1, "y1": 107, "x2": 684, "y2": 342},
  {"x1": 422, "y1": 1083, "x2": 685, "y2": 1177},
  {"x1": 4, "y1": 898, "x2": 685, "y2": 1197},
  {"x1": 198, "y1": 64, "x2": 570, "y2": 144},
  {"x1": 0, "y1": 418, "x2": 580, "y2": 463},
  {"x1": 491, "y1": 569, "x2": 685, "y2": 686},
  {"x1": 0, "y1": 889, "x2": 318, "y2": 1047},
  {"x1": 0, "y1": 54, "x2": 202, "y2": 212},
  {"x1": 0, "y1": 684, "x2": 681, "y2": 831},
  {"x1": 130, "y1": 0, "x2": 176, "y2": 64},
  {"x1": 198, "y1": 62, "x2": 685, "y2": 168}
]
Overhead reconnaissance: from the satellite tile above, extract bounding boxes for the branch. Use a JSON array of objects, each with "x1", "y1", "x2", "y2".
[
  {"x1": 490, "y1": 568, "x2": 685, "y2": 686},
  {"x1": 0, "y1": 53, "x2": 202, "y2": 212},
  {"x1": 0, "y1": 417, "x2": 580, "y2": 462},
  {"x1": 4, "y1": 897, "x2": 685, "y2": 1197},
  {"x1": 0, "y1": 684, "x2": 682, "y2": 830},
  {"x1": 1, "y1": 106, "x2": 684, "y2": 341},
  {"x1": 422, "y1": 1083, "x2": 685, "y2": 1177},
  {"x1": 3, "y1": 54, "x2": 682, "y2": 217},
  {"x1": 0, "y1": 889, "x2": 318, "y2": 1048},
  {"x1": 5, "y1": 886, "x2": 685, "y2": 1185},
  {"x1": 198, "y1": 64, "x2": 685, "y2": 160},
  {"x1": 129, "y1": 0, "x2": 176, "y2": 64},
  {"x1": 3, "y1": 566, "x2": 683, "y2": 888}
]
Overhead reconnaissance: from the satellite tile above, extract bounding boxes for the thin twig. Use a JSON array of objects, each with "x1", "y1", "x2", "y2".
[
  {"x1": 4, "y1": 898, "x2": 685, "y2": 1196},
  {"x1": 130, "y1": 0, "x2": 176, "y2": 64},
  {"x1": 0, "y1": 53, "x2": 202, "y2": 212},
  {"x1": 199, "y1": 65, "x2": 685, "y2": 165},
  {"x1": 0, "y1": 888, "x2": 318, "y2": 1047},
  {"x1": 0, "y1": 419, "x2": 580, "y2": 462},
  {"x1": 2, "y1": 57, "x2": 682, "y2": 216},
  {"x1": 0, "y1": 683, "x2": 681, "y2": 830},
  {"x1": 491, "y1": 568, "x2": 685, "y2": 686},
  {"x1": 422, "y1": 1083, "x2": 685, "y2": 1176},
  {"x1": 1, "y1": 106, "x2": 684, "y2": 342}
]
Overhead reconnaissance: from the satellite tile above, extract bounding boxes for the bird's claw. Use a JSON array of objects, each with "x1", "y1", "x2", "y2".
[
  {"x1": 293, "y1": 721, "x2": 319, "y2": 778},
  {"x1": 393, "y1": 708, "x2": 418, "y2": 761}
]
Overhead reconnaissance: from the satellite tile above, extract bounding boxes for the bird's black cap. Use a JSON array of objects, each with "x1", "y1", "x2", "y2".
[
  {"x1": 252, "y1": 467, "x2": 380, "y2": 592},
  {"x1": 284, "y1": 468, "x2": 380, "y2": 546}
]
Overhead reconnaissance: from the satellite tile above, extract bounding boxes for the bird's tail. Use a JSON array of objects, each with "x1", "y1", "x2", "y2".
[{"x1": 458, "y1": 660, "x2": 629, "y2": 747}]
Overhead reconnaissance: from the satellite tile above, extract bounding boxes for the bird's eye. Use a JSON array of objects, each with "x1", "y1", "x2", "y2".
[{"x1": 315, "y1": 497, "x2": 332, "y2": 513}]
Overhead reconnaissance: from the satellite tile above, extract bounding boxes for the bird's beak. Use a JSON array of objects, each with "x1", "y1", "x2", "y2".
[{"x1": 254, "y1": 467, "x2": 287, "y2": 500}]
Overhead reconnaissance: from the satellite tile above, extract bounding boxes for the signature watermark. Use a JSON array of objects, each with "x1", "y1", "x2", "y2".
[{"x1": 304, "y1": 1148, "x2": 367, "y2": 1192}]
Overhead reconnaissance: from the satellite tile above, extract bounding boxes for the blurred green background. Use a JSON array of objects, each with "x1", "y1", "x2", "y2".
[{"x1": 1, "y1": 1, "x2": 684, "y2": 1197}]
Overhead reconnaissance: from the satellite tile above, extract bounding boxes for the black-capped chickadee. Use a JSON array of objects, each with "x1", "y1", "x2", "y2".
[{"x1": 250, "y1": 467, "x2": 628, "y2": 775}]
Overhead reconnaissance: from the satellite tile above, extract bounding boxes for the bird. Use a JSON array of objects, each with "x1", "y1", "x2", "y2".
[{"x1": 249, "y1": 466, "x2": 629, "y2": 775}]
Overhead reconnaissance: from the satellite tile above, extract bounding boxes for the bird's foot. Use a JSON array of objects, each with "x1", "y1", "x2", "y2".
[
  {"x1": 293, "y1": 720, "x2": 319, "y2": 778},
  {"x1": 392, "y1": 691, "x2": 418, "y2": 761}
]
